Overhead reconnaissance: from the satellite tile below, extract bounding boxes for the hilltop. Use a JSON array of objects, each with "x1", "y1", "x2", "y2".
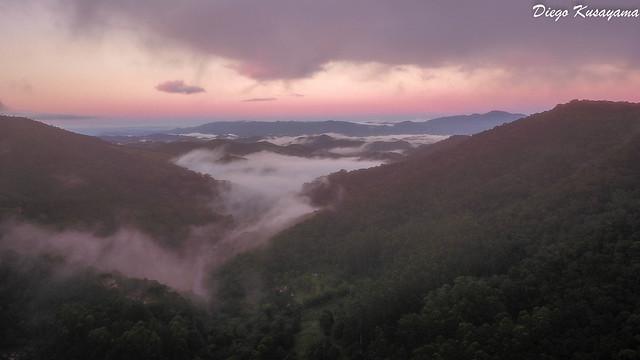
[{"x1": 0, "y1": 116, "x2": 224, "y2": 244}]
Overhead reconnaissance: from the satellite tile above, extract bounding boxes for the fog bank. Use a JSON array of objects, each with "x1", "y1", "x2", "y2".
[
  {"x1": 0, "y1": 222, "x2": 212, "y2": 294},
  {"x1": 0, "y1": 149, "x2": 382, "y2": 298},
  {"x1": 174, "y1": 149, "x2": 382, "y2": 238}
]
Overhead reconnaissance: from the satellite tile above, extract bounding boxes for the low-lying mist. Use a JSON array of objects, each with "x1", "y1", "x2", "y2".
[
  {"x1": 174, "y1": 148, "x2": 382, "y2": 238},
  {"x1": 0, "y1": 148, "x2": 382, "y2": 298},
  {"x1": 264, "y1": 133, "x2": 448, "y2": 147},
  {"x1": 0, "y1": 222, "x2": 212, "y2": 294}
]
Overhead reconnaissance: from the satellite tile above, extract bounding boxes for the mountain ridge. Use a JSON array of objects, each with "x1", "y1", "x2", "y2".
[
  {"x1": 0, "y1": 116, "x2": 224, "y2": 245},
  {"x1": 169, "y1": 110, "x2": 525, "y2": 137},
  {"x1": 213, "y1": 100, "x2": 640, "y2": 358}
]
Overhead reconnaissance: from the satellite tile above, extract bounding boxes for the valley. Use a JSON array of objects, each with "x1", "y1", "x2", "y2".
[{"x1": 2, "y1": 100, "x2": 640, "y2": 359}]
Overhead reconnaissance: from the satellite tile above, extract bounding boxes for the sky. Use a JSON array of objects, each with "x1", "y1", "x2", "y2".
[{"x1": 1, "y1": 0, "x2": 640, "y2": 128}]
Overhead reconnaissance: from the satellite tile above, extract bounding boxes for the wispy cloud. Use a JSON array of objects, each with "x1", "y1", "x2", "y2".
[
  {"x1": 242, "y1": 97, "x2": 277, "y2": 102},
  {"x1": 156, "y1": 80, "x2": 205, "y2": 95},
  {"x1": 30, "y1": 113, "x2": 96, "y2": 121},
  {"x1": 0, "y1": 222, "x2": 213, "y2": 294}
]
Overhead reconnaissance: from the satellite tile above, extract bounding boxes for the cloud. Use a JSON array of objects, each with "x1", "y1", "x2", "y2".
[
  {"x1": 30, "y1": 113, "x2": 96, "y2": 121},
  {"x1": 156, "y1": 80, "x2": 205, "y2": 94},
  {"x1": 0, "y1": 222, "x2": 217, "y2": 295},
  {"x1": 0, "y1": 144, "x2": 385, "y2": 299},
  {"x1": 0, "y1": 148, "x2": 382, "y2": 297},
  {"x1": 265, "y1": 133, "x2": 448, "y2": 147},
  {"x1": 0, "y1": 100, "x2": 7, "y2": 111},
  {"x1": 242, "y1": 97, "x2": 277, "y2": 102},
  {"x1": 173, "y1": 149, "x2": 381, "y2": 257},
  {"x1": 56, "y1": 0, "x2": 640, "y2": 81}
]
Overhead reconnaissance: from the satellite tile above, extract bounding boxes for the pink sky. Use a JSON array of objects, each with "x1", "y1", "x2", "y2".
[{"x1": 1, "y1": 1, "x2": 639, "y2": 127}]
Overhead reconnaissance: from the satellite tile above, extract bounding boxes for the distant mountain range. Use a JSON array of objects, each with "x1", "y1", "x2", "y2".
[{"x1": 170, "y1": 111, "x2": 525, "y2": 137}]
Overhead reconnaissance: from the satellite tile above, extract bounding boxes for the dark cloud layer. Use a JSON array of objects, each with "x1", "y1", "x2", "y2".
[
  {"x1": 59, "y1": 0, "x2": 640, "y2": 80},
  {"x1": 242, "y1": 97, "x2": 277, "y2": 102},
  {"x1": 31, "y1": 113, "x2": 96, "y2": 121},
  {"x1": 156, "y1": 80, "x2": 205, "y2": 94}
]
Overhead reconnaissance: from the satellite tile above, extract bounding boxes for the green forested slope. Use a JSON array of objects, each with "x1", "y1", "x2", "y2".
[
  {"x1": 2, "y1": 101, "x2": 640, "y2": 359},
  {"x1": 214, "y1": 100, "x2": 640, "y2": 359},
  {"x1": 0, "y1": 253, "x2": 213, "y2": 360},
  {"x1": 0, "y1": 116, "x2": 223, "y2": 244}
]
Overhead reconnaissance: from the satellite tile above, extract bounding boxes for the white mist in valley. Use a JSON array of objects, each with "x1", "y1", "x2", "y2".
[
  {"x1": 263, "y1": 133, "x2": 448, "y2": 147},
  {"x1": 173, "y1": 149, "x2": 382, "y2": 295},
  {"x1": 174, "y1": 149, "x2": 382, "y2": 239},
  {"x1": 0, "y1": 222, "x2": 210, "y2": 294},
  {"x1": 0, "y1": 149, "x2": 382, "y2": 297}
]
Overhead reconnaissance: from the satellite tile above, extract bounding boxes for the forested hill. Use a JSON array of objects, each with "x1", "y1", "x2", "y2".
[
  {"x1": 214, "y1": 100, "x2": 640, "y2": 358},
  {"x1": 306, "y1": 99, "x2": 640, "y2": 213},
  {"x1": 0, "y1": 116, "x2": 222, "y2": 245},
  {"x1": 3, "y1": 101, "x2": 640, "y2": 359}
]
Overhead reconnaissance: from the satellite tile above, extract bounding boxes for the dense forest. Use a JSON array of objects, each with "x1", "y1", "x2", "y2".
[
  {"x1": 2, "y1": 100, "x2": 640, "y2": 359},
  {"x1": 0, "y1": 117, "x2": 225, "y2": 245},
  {"x1": 212, "y1": 100, "x2": 640, "y2": 359}
]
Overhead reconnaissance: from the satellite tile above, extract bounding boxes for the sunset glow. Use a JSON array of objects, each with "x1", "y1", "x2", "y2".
[{"x1": 2, "y1": 1, "x2": 639, "y2": 128}]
